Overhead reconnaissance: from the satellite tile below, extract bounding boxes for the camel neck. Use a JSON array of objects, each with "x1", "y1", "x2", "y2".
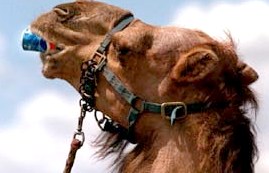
[
  {"x1": 121, "y1": 126, "x2": 198, "y2": 173},
  {"x1": 120, "y1": 110, "x2": 256, "y2": 173}
]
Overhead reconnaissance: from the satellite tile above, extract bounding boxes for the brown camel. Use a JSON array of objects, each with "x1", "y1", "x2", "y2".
[{"x1": 29, "y1": 0, "x2": 259, "y2": 172}]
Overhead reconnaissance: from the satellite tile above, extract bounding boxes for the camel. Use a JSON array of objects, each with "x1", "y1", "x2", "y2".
[{"x1": 29, "y1": 0, "x2": 259, "y2": 172}]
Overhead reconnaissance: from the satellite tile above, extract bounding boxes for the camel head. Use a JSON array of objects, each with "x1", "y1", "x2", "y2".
[
  {"x1": 30, "y1": 0, "x2": 131, "y2": 85},
  {"x1": 29, "y1": 0, "x2": 259, "y2": 172}
]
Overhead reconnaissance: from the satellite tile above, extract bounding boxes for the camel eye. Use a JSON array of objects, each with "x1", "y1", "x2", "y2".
[{"x1": 118, "y1": 47, "x2": 130, "y2": 56}]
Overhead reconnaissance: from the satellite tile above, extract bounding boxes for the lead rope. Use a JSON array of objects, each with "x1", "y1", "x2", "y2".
[
  {"x1": 63, "y1": 102, "x2": 87, "y2": 173},
  {"x1": 63, "y1": 60, "x2": 96, "y2": 173}
]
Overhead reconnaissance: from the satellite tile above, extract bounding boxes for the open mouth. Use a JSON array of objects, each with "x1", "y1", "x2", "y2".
[
  {"x1": 41, "y1": 43, "x2": 65, "y2": 56},
  {"x1": 39, "y1": 45, "x2": 66, "y2": 65}
]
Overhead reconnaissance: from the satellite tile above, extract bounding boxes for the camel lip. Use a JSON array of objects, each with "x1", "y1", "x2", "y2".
[{"x1": 40, "y1": 43, "x2": 65, "y2": 57}]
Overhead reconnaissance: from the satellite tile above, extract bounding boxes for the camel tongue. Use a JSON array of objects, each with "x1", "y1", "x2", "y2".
[{"x1": 21, "y1": 27, "x2": 56, "y2": 53}]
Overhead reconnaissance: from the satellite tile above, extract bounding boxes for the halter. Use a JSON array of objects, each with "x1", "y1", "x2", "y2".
[
  {"x1": 79, "y1": 13, "x2": 228, "y2": 144},
  {"x1": 64, "y1": 13, "x2": 229, "y2": 173}
]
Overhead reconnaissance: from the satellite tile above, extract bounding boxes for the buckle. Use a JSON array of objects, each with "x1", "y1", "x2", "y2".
[
  {"x1": 161, "y1": 102, "x2": 187, "y2": 119},
  {"x1": 92, "y1": 51, "x2": 107, "y2": 71}
]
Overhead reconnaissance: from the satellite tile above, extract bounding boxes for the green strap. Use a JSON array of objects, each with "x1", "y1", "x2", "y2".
[
  {"x1": 97, "y1": 14, "x2": 134, "y2": 54},
  {"x1": 143, "y1": 101, "x2": 222, "y2": 115},
  {"x1": 143, "y1": 101, "x2": 161, "y2": 113},
  {"x1": 128, "y1": 107, "x2": 140, "y2": 127},
  {"x1": 126, "y1": 107, "x2": 139, "y2": 143},
  {"x1": 170, "y1": 106, "x2": 181, "y2": 125},
  {"x1": 102, "y1": 66, "x2": 137, "y2": 105}
]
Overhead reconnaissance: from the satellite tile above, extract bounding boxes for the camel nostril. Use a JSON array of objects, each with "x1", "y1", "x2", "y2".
[
  {"x1": 54, "y1": 7, "x2": 70, "y2": 16},
  {"x1": 53, "y1": 6, "x2": 75, "y2": 22}
]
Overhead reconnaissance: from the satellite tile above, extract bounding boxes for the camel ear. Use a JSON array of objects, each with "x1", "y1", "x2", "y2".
[
  {"x1": 171, "y1": 48, "x2": 219, "y2": 83},
  {"x1": 237, "y1": 60, "x2": 258, "y2": 85}
]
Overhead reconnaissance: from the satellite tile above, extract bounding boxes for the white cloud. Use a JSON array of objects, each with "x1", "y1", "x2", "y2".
[
  {"x1": 0, "y1": 33, "x2": 5, "y2": 52},
  {"x1": 171, "y1": 1, "x2": 269, "y2": 45},
  {"x1": 171, "y1": 1, "x2": 269, "y2": 172},
  {"x1": 0, "y1": 33, "x2": 7, "y2": 77},
  {"x1": 0, "y1": 91, "x2": 109, "y2": 173}
]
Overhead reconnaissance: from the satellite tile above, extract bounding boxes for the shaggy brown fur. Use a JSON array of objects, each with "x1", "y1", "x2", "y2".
[
  {"x1": 94, "y1": 38, "x2": 258, "y2": 173},
  {"x1": 30, "y1": 1, "x2": 259, "y2": 172}
]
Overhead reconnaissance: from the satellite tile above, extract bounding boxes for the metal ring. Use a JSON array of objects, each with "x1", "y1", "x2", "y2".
[
  {"x1": 94, "y1": 111, "x2": 107, "y2": 131},
  {"x1": 161, "y1": 102, "x2": 187, "y2": 120},
  {"x1": 73, "y1": 131, "x2": 85, "y2": 146}
]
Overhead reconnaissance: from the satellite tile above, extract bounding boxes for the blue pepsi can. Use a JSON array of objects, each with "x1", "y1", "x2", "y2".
[{"x1": 22, "y1": 27, "x2": 54, "y2": 53}]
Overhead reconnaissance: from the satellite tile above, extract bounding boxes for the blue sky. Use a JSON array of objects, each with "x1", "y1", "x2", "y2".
[{"x1": 0, "y1": 0, "x2": 269, "y2": 172}]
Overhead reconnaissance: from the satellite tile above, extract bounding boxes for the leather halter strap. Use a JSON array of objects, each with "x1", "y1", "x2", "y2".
[{"x1": 97, "y1": 14, "x2": 135, "y2": 54}]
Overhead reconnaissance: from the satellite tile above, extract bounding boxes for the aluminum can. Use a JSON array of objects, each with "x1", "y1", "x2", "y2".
[{"x1": 22, "y1": 27, "x2": 55, "y2": 52}]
